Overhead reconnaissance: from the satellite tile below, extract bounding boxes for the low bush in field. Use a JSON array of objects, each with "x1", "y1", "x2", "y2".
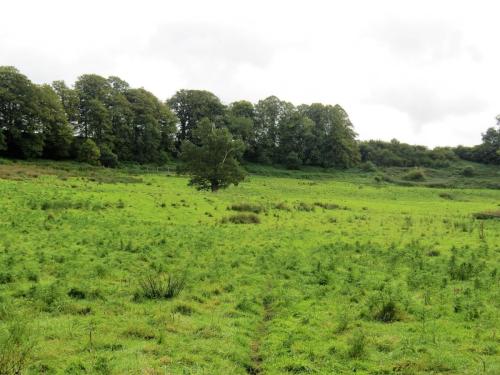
[
  {"x1": 296, "y1": 202, "x2": 315, "y2": 212},
  {"x1": 222, "y1": 213, "x2": 260, "y2": 224},
  {"x1": 314, "y1": 202, "x2": 348, "y2": 210},
  {"x1": 438, "y1": 192, "x2": 455, "y2": 200},
  {"x1": 33, "y1": 199, "x2": 110, "y2": 211},
  {"x1": 366, "y1": 293, "x2": 402, "y2": 323},
  {"x1": 461, "y1": 166, "x2": 475, "y2": 177},
  {"x1": 314, "y1": 202, "x2": 339, "y2": 210},
  {"x1": 403, "y1": 168, "x2": 426, "y2": 181},
  {"x1": 473, "y1": 210, "x2": 500, "y2": 220},
  {"x1": 360, "y1": 161, "x2": 377, "y2": 172},
  {"x1": 274, "y1": 202, "x2": 291, "y2": 211},
  {"x1": 229, "y1": 203, "x2": 264, "y2": 214},
  {"x1": 135, "y1": 273, "x2": 186, "y2": 300}
]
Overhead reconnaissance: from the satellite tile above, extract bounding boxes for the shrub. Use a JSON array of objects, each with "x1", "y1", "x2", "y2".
[
  {"x1": 99, "y1": 145, "x2": 118, "y2": 168},
  {"x1": 229, "y1": 203, "x2": 263, "y2": 214},
  {"x1": 136, "y1": 273, "x2": 186, "y2": 300},
  {"x1": 403, "y1": 168, "x2": 426, "y2": 181},
  {"x1": 461, "y1": 166, "x2": 475, "y2": 177},
  {"x1": 373, "y1": 300, "x2": 398, "y2": 322},
  {"x1": 222, "y1": 213, "x2": 260, "y2": 224},
  {"x1": 361, "y1": 161, "x2": 377, "y2": 172},
  {"x1": 284, "y1": 151, "x2": 302, "y2": 170},
  {"x1": 67, "y1": 288, "x2": 86, "y2": 300},
  {"x1": 76, "y1": 139, "x2": 100, "y2": 166},
  {"x1": 367, "y1": 292, "x2": 401, "y2": 323}
]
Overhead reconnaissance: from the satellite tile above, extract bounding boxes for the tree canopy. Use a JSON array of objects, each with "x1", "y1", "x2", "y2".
[
  {"x1": 1, "y1": 65, "x2": 498, "y2": 171},
  {"x1": 179, "y1": 118, "x2": 245, "y2": 191}
]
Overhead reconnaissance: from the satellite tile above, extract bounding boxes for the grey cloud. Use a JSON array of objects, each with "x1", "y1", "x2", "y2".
[
  {"x1": 142, "y1": 22, "x2": 287, "y2": 98},
  {"x1": 146, "y1": 23, "x2": 275, "y2": 68},
  {"x1": 368, "y1": 86, "x2": 487, "y2": 130},
  {"x1": 368, "y1": 18, "x2": 478, "y2": 62}
]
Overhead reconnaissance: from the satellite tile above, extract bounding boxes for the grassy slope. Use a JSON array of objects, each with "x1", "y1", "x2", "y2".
[{"x1": 0, "y1": 160, "x2": 499, "y2": 374}]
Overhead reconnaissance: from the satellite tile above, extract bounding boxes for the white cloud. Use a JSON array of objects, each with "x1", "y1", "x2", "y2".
[{"x1": 1, "y1": 0, "x2": 499, "y2": 147}]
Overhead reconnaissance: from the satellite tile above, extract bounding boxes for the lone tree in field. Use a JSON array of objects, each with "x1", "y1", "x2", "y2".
[{"x1": 180, "y1": 118, "x2": 245, "y2": 191}]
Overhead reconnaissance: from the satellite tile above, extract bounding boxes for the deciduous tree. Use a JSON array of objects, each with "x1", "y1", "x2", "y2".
[{"x1": 180, "y1": 118, "x2": 245, "y2": 191}]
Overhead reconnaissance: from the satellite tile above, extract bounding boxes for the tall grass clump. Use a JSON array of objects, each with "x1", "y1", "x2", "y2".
[
  {"x1": 229, "y1": 203, "x2": 264, "y2": 214},
  {"x1": 473, "y1": 210, "x2": 500, "y2": 220},
  {"x1": 222, "y1": 213, "x2": 260, "y2": 224},
  {"x1": 347, "y1": 330, "x2": 366, "y2": 359},
  {"x1": 0, "y1": 320, "x2": 35, "y2": 375},
  {"x1": 296, "y1": 202, "x2": 315, "y2": 212},
  {"x1": 273, "y1": 202, "x2": 291, "y2": 211},
  {"x1": 366, "y1": 292, "x2": 402, "y2": 323},
  {"x1": 136, "y1": 273, "x2": 186, "y2": 300}
]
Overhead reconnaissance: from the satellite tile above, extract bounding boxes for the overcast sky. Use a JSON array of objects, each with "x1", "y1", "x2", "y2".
[{"x1": 1, "y1": 0, "x2": 499, "y2": 147}]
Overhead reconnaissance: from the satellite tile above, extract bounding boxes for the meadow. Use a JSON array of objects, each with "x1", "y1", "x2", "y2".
[{"x1": 0, "y1": 160, "x2": 499, "y2": 374}]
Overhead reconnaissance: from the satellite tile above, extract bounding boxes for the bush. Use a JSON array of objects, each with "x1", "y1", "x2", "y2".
[
  {"x1": 99, "y1": 145, "x2": 118, "y2": 168},
  {"x1": 67, "y1": 288, "x2": 86, "y2": 300},
  {"x1": 373, "y1": 300, "x2": 398, "y2": 322},
  {"x1": 367, "y1": 293, "x2": 401, "y2": 323},
  {"x1": 403, "y1": 168, "x2": 426, "y2": 181},
  {"x1": 461, "y1": 166, "x2": 475, "y2": 177},
  {"x1": 222, "y1": 213, "x2": 260, "y2": 224},
  {"x1": 76, "y1": 139, "x2": 100, "y2": 166},
  {"x1": 284, "y1": 151, "x2": 302, "y2": 170},
  {"x1": 360, "y1": 161, "x2": 377, "y2": 172},
  {"x1": 229, "y1": 203, "x2": 264, "y2": 214},
  {"x1": 136, "y1": 273, "x2": 186, "y2": 300}
]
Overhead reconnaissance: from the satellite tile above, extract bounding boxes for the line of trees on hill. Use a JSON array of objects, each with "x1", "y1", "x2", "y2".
[{"x1": 1, "y1": 66, "x2": 499, "y2": 168}]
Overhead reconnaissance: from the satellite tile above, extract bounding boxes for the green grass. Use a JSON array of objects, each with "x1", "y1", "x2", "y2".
[{"x1": 0, "y1": 160, "x2": 499, "y2": 374}]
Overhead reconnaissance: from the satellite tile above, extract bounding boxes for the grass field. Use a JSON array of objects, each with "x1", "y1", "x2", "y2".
[{"x1": 0, "y1": 160, "x2": 499, "y2": 374}]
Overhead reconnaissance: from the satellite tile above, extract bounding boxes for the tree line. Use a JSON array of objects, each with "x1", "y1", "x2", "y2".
[{"x1": 1, "y1": 66, "x2": 499, "y2": 169}]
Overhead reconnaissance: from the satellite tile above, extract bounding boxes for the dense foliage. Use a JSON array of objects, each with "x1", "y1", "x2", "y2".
[
  {"x1": 0, "y1": 66, "x2": 360, "y2": 170},
  {"x1": 179, "y1": 118, "x2": 246, "y2": 191},
  {"x1": 360, "y1": 139, "x2": 458, "y2": 168},
  {"x1": 1, "y1": 66, "x2": 499, "y2": 170},
  {"x1": 454, "y1": 118, "x2": 500, "y2": 165}
]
